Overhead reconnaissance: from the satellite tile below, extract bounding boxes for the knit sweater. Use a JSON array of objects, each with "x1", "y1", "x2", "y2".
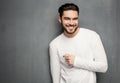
[{"x1": 49, "y1": 28, "x2": 108, "y2": 83}]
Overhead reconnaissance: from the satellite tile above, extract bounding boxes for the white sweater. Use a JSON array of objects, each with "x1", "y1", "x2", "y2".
[{"x1": 49, "y1": 28, "x2": 108, "y2": 83}]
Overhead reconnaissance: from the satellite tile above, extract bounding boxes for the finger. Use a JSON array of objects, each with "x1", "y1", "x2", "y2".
[
  {"x1": 66, "y1": 59, "x2": 71, "y2": 64},
  {"x1": 65, "y1": 58, "x2": 69, "y2": 62},
  {"x1": 63, "y1": 54, "x2": 70, "y2": 57},
  {"x1": 65, "y1": 56, "x2": 70, "y2": 59},
  {"x1": 66, "y1": 60, "x2": 69, "y2": 64},
  {"x1": 65, "y1": 57, "x2": 70, "y2": 60}
]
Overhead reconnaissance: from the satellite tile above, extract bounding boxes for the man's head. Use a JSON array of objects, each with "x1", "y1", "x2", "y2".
[
  {"x1": 58, "y1": 3, "x2": 79, "y2": 35},
  {"x1": 58, "y1": 3, "x2": 79, "y2": 17}
]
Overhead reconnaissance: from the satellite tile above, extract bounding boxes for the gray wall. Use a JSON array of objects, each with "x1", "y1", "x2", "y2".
[{"x1": 0, "y1": 0, "x2": 120, "y2": 83}]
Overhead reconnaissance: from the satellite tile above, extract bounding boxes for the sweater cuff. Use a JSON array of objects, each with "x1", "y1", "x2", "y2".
[{"x1": 74, "y1": 56, "x2": 80, "y2": 67}]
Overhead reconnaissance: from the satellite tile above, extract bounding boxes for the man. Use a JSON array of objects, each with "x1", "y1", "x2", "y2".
[{"x1": 49, "y1": 3, "x2": 108, "y2": 83}]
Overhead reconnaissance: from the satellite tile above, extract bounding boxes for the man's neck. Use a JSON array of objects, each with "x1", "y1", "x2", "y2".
[{"x1": 64, "y1": 28, "x2": 80, "y2": 38}]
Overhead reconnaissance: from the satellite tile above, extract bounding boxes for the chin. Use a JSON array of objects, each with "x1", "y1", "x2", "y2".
[
  {"x1": 64, "y1": 26, "x2": 79, "y2": 34},
  {"x1": 66, "y1": 31, "x2": 76, "y2": 34}
]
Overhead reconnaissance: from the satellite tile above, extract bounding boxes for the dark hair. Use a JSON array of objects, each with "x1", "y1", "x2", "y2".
[{"x1": 58, "y1": 3, "x2": 79, "y2": 17}]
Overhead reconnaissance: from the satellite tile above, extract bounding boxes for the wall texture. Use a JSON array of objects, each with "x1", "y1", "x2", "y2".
[{"x1": 0, "y1": 0, "x2": 120, "y2": 83}]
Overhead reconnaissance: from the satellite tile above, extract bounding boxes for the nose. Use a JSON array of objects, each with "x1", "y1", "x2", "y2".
[{"x1": 69, "y1": 20, "x2": 74, "y2": 25}]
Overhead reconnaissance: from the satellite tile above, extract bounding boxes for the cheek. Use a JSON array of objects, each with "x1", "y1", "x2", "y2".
[
  {"x1": 75, "y1": 20, "x2": 78, "y2": 24},
  {"x1": 62, "y1": 20, "x2": 69, "y2": 24}
]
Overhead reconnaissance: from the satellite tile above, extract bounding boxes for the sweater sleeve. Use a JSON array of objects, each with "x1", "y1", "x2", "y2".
[
  {"x1": 49, "y1": 43, "x2": 60, "y2": 83},
  {"x1": 74, "y1": 33, "x2": 108, "y2": 73}
]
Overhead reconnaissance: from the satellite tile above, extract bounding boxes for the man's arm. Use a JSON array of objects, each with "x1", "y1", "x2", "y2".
[
  {"x1": 49, "y1": 43, "x2": 60, "y2": 83},
  {"x1": 74, "y1": 34, "x2": 108, "y2": 73}
]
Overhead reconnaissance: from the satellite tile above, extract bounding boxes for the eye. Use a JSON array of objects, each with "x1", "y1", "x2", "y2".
[
  {"x1": 64, "y1": 17, "x2": 70, "y2": 20},
  {"x1": 73, "y1": 17, "x2": 78, "y2": 20}
]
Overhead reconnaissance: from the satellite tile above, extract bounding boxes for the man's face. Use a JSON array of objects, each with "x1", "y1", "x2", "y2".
[{"x1": 59, "y1": 10, "x2": 79, "y2": 34}]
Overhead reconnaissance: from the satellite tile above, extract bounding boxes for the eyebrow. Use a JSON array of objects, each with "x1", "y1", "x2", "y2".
[
  {"x1": 63, "y1": 17, "x2": 78, "y2": 20},
  {"x1": 73, "y1": 17, "x2": 78, "y2": 20}
]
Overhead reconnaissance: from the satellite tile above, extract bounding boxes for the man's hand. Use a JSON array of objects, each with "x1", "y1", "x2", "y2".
[{"x1": 63, "y1": 54, "x2": 75, "y2": 66}]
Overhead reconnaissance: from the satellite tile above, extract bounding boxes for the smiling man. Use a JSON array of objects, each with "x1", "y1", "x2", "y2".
[{"x1": 49, "y1": 3, "x2": 108, "y2": 83}]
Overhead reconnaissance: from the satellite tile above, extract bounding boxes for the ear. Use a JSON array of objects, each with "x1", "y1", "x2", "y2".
[{"x1": 58, "y1": 16, "x2": 61, "y2": 23}]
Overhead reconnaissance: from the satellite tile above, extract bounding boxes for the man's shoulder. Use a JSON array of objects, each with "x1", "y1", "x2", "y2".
[
  {"x1": 81, "y1": 28, "x2": 99, "y2": 36},
  {"x1": 49, "y1": 34, "x2": 63, "y2": 47}
]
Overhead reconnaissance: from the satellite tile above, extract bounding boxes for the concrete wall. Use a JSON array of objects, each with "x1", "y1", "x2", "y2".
[{"x1": 0, "y1": 0, "x2": 120, "y2": 83}]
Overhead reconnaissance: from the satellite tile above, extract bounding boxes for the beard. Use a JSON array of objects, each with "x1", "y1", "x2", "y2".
[{"x1": 61, "y1": 24, "x2": 79, "y2": 34}]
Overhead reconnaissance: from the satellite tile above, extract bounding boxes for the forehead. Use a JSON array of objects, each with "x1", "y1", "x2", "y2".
[{"x1": 62, "y1": 10, "x2": 78, "y2": 17}]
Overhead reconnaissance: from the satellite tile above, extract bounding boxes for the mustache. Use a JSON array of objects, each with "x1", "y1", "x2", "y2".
[{"x1": 66, "y1": 24, "x2": 76, "y2": 27}]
